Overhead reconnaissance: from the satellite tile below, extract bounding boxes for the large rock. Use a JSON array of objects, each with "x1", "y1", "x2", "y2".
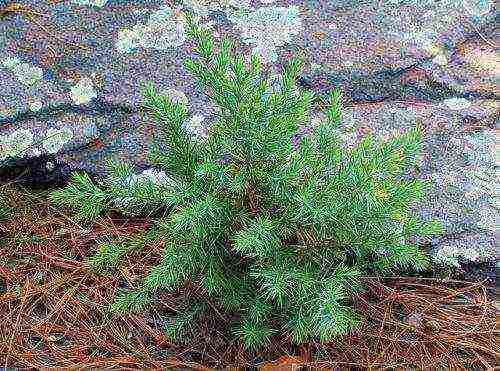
[{"x1": 0, "y1": 0, "x2": 497, "y2": 266}]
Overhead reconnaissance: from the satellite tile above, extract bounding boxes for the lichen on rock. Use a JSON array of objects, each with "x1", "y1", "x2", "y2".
[
  {"x1": 183, "y1": 113, "x2": 207, "y2": 139},
  {"x1": 232, "y1": 5, "x2": 304, "y2": 64},
  {"x1": 443, "y1": 97, "x2": 472, "y2": 111},
  {"x1": 71, "y1": 0, "x2": 108, "y2": 8},
  {"x1": 0, "y1": 123, "x2": 76, "y2": 164},
  {"x1": 161, "y1": 88, "x2": 189, "y2": 106},
  {"x1": 181, "y1": 0, "x2": 211, "y2": 17},
  {"x1": 431, "y1": 232, "x2": 495, "y2": 268},
  {"x1": 115, "y1": 6, "x2": 187, "y2": 53},
  {"x1": 112, "y1": 168, "x2": 176, "y2": 216},
  {"x1": 41, "y1": 127, "x2": 75, "y2": 154},
  {"x1": 0, "y1": 128, "x2": 34, "y2": 161},
  {"x1": 1, "y1": 56, "x2": 21, "y2": 70},
  {"x1": 70, "y1": 77, "x2": 97, "y2": 105},
  {"x1": 1, "y1": 58, "x2": 44, "y2": 86}
]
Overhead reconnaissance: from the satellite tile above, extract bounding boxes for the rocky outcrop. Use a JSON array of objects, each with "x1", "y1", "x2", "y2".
[{"x1": 0, "y1": 0, "x2": 497, "y2": 267}]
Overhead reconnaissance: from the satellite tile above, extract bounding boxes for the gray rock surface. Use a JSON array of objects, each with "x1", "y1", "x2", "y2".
[{"x1": 0, "y1": 0, "x2": 497, "y2": 266}]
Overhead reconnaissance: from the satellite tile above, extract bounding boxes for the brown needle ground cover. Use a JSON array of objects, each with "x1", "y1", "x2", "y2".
[{"x1": 0, "y1": 182, "x2": 497, "y2": 369}]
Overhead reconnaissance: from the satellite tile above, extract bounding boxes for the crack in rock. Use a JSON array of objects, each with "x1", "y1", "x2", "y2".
[
  {"x1": 297, "y1": 58, "x2": 499, "y2": 106},
  {"x1": 0, "y1": 99, "x2": 145, "y2": 127}
]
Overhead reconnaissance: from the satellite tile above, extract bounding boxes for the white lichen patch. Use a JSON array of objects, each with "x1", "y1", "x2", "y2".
[
  {"x1": 183, "y1": 113, "x2": 207, "y2": 138},
  {"x1": 126, "y1": 168, "x2": 173, "y2": 188},
  {"x1": 29, "y1": 100, "x2": 43, "y2": 112},
  {"x1": 310, "y1": 62, "x2": 322, "y2": 72},
  {"x1": 250, "y1": 43, "x2": 279, "y2": 65},
  {"x1": 182, "y1": 0, "x2": 211, "y2": 17},
  {"x1": 82, "y1": 119, "x2": 99, "y2": 139},
  {"x1": 31, "y1": 147, "x2": 42, "y2": 157},
  {"x1": 161, "y1": 88, "x2": 189, "y2": 106},
  {"x1": 432, "y1": 244, "x2": 481, "y2": 268},
  {"x1": 1, "y1": 56, "x2": 21, "y2": 70},
  {"x1": 70, "y1": 77, "x2": 97, "y2": 105},
  {"x1": 232, "y1": 5, "x2": 304, "y2": 64},
  {"x1": 116, "y1": 29, "x2": 141, "y2": 54},
  {"x1": 443, "y1": 97, "x2": 472, "y2": 110},
  {"x1": 229, "y1": 0, "x2": 252, "y2": 7},
  {"x1": 432, "y1": 53, "x2": 448, "y2": 66},
  {"x1": 401, "y1": 29, "x2": 439, "y2": 52},
  {"x1": 115, "y1": 6, "x2": 187, "y2": 53},
  {"x1": 71, "y1": 0, "x2": 108, "y2": 7},
  {"x1": 41, "y1": 127, "x2": 74, "y2": 154},
  {"x1": 133, "y1": 8, "x2": 150, "y2": 16},
  {"x1": 10, "y1": 129, "x2": 35, "y2": 157},
  {"x1": 0, "y1": 123, "x2": 78, "y2": 162},
  {"x1": 113, "y1": 168, "x2": 176, "y2": 216},
  {"x1": 10, "y1": 62, "x2": 44, "y2": 86},
  {"x1": 463, "y1": 0, "x2": 493, "y2": 16},
  {"x1": 0, "y1": 128, "x2": 34, "y2": 161}
]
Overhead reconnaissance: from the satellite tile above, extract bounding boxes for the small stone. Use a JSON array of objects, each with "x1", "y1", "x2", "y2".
[{"x1": 31, "y1": 148, "x2": 42, "y2": 157}]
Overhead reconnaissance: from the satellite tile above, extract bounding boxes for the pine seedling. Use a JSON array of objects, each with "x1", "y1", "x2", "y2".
[{"x1": 50, "y1": 10, "x2": 444, "y2": 351}]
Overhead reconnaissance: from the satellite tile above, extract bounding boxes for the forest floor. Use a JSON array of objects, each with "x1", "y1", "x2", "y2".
[{"x1": 0, "y1": 181, "x2": 497, "y2": 369}]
